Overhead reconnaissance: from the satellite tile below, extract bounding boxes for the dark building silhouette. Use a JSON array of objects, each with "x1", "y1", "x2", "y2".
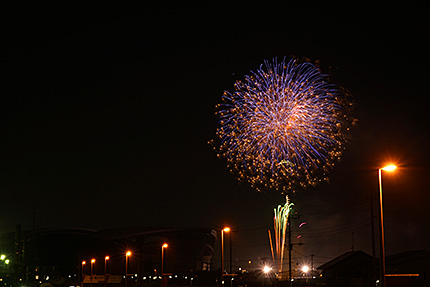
[
  {"x1": 385, "y1": 250, "x2": 430, "y2": 287},
  {"x1": 0, "y1": 226, "x2": 217, "y2": 287},
  {"x1": 317, "y1": 249, "x2": 430, "y2": 287},
  {"x1": 317, "y1": 250, "x2": 373, "y2": 287}
]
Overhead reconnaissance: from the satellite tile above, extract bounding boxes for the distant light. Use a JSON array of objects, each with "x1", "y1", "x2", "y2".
[
  {"x1": 223, "y1": 227, "x2": 230, "y2": 232},
  {"x1": 162, "y1": 243, "x2": 168, "y2": 248},
  {"x1": 263, "y1": 266, "x2": 271, "y2": 273},
  {"x1": 126, "y1": 251, "x2": 132, "y2": 257},
  {"x1": 0, "y1": 254, "x2": 5, "y2": 260},
  {"x1": 5, "y1": 259, "x2": 10, "y2": 264},
  {"x1": 105, "y1": 256, "x2": 110, "y2": 260},
  {"x1": 381, "y1": 164, "x2": 397, "y2": 172},
  {"x1": 82, "y1": 261, "x2": 86, "y2": 265},
  {"x1": 302, "y1": 266, "x2": 309, "y2": 273},
  {"x1": 91, "y1": 259, "x2": 95, "y2": 263}
]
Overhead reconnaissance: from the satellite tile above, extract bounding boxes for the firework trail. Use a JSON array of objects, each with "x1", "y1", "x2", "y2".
[
  {"x1": 214, "y1": 57, "x2": 354, "y2": 192},
  {"x1": 269, "y1": 196, "x2": 294, "y2": 275}
]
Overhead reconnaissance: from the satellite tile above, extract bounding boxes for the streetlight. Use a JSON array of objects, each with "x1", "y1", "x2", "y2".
[
  {"x1": 378, "y1": 164, "x2": 397, "y2": 287},
  {"x1": 91, "y1": 259, "x2": 96, "y2": 286},
  {"x1": 82, "y1": 261, "x2": 86, "y2": 286},
  {"x1": 104, "y1": 256, "x2": 110, "y2": 287},
  {"x1": 161, "y1": 244, "x2": 168, "y2": 276},
  {"x1": 263, "y1": 265, "x2": 272, "y2": 279},
  {"x1": 125, "y1": 251, "x2": 132, "y2": 287},
  {"x1": 221, "y1": 227, "x2": 230, "y2": 277},
  {"x1": 105, "y1": 256, "x2": 110, "y2": 275},
  {"x1": 301, "y1": 265, "x2": 309, "y2": 276}
]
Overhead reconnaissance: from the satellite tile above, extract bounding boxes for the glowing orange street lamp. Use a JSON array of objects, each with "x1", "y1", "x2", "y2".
[
  {"x1": 125, "y1": 251, "x2": 132, "y2": 287},
  {"x1": 105, "y1": 256, "x2": 110, "y2": 275},
  {"x1": 221, "y1": 227, "x2": 230, "y2": 277},
  {"x1": 90, "y1": 259, "x2": 96, "y2": 285},
  {"x1": 82, "y1": 261, "x2": 86, "y2": 286},
  {"x1": 378, "y1": 164, "x2": 397, "y2": 287},
  {"x1": 104, "y1": 256, "x2": 110, "y2": 287},
  {"x1": 161, "y1": 243, "x2": 168, "y2": 276}
]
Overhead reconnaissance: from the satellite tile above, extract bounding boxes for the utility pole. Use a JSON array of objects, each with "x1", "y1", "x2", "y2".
[
  {"x1": 370, "y1": 190, "x2": 376, "y2": 286},
  {"x1": 288, "y1": 214, "x2": 292, "y2": 286},
  {"x1": 229, "y1": 232, "x2": 232, "y2": 274},
  {"x1": 288, "y1": 211, "x2": 302, "y2": 286},
  {"x1": 310, "y1": 254, "x2": 315, "y2": 276}
]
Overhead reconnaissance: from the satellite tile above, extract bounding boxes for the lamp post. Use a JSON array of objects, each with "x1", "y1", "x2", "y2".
[
  {"x1": 378, "y1": 164, "x2": 397, "y2": 287},
  {"x1": 161, "y1": 244, "x2": 168, "y2": 276},
  {"x1": 105, "y1": 256, "x2": 109, "y2": 275},
  {"x1": 91, "y1": 259, "x2": 95, "y2": 287},
  {"x1": 221, "y1": 227, "x2": 230, "y2": 278},
  {"x1": 125, "y1": 251, "x2": 131, "y2": 287},
  {"x1": 104, "y1": 256, "x2": 109, "y2": 287},
  {"x1": 82, "y1": 261, "x2": 86, "y2": 286}
]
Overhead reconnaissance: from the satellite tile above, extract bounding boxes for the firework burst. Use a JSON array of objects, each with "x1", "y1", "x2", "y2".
[{"x1": 213, "y1": 57, "x2": 354, "y2": 192}]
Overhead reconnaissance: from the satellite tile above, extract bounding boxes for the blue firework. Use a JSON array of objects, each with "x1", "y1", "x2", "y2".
[{"x1": 214, "y1": 58, "x2": 354, "y2": 192}]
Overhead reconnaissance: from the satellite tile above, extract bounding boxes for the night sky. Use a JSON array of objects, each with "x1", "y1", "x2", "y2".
[{"x1": 1, "y1": 3, "x2": 429, "y2": 268}]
